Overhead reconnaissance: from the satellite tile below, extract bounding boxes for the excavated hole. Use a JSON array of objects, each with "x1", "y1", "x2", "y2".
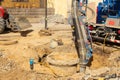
[
  {"x1": 32, "y1": 43, "x2": 120, "y2": 76},
  {"x1": 90, "y1": 44, "x2": 120, "y2": 70},
  {"x1": 31, "y1": 44, "x2": 79, "y2": 76}
]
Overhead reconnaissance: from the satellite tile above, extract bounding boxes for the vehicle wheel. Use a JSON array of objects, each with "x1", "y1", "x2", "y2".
[
  {"x1": 9, "y1": 15, "x2": 15, "y2": 22},
  {"x1": 0, "y1": 18, "x2": 5, "y2": 34}
]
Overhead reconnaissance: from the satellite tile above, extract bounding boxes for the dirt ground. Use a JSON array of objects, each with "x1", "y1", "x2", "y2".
[{"x1": 0, "y1": 23, "x2": 120, "y2": 80}]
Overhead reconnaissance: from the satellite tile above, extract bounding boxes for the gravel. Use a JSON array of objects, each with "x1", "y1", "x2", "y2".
[
  {"x1": 0, "y1": 54, "x2": 16, "y2": 72},
  {"x1": 86, "y1": 67, "x2": 110, "y2": 77}
]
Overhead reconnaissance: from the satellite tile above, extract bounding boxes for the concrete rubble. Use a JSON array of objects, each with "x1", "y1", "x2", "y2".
[{"x1": 0, "y1": 52, "x2": 16, "y2": 72}]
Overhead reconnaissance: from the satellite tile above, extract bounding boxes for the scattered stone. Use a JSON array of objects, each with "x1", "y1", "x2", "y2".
[
  {"x1": 55, "y1": 39, "x2": 63, "y2": 46},
  {"x1": 118, "y1": 73, "x2": 120, "y2": 76},
  {"x1": 108, "y1": 51, "x2": 120, "y2": 67},
  {"x1": 0, "y1": 58, "x2": 16, "y2": 72},
  {"x1": 39, "y1": 29, "x2": 52, "y2": 36},
  {"x1": 67, "y1": 73, "x2": 85, "y2": 80},
  {"x1": 50, "y1": 39, "x2": 58, "y2": 49},
  {"x1": 105, "y1": 75, "x2": 110, "y2": 79},
  {"x1": 87, "y1": 78, "x2": 94, "y2": 80},
  {"x1": 84, "y1": 73, "x2": 91, "y2": 80},
  {"x1": 109, "y1": 78, "x2": 119, "y2": 80},
  {"x1": 87, "y1": 67, "x2": 110, "y2": 77},
  {"x1": 0, "y1": 52, "x2": 16, "y2": 72}
]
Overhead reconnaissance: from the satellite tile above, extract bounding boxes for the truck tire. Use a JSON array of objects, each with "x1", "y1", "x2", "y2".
[{"x1": 0, "y1": 18, "x2": 5, "y2": 34}]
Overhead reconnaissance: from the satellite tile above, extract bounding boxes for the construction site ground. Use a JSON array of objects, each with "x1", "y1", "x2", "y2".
[{"x1": 0, "y1": 22, "x2": 120, "y2": 80}]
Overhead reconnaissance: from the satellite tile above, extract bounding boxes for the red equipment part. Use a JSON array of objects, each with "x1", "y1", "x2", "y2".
[
  {"x1": 118, "y1": 30, "x2": 120, "y2": 34},
  {"x1": 88, "y1": 25, "x2": 94, "y2": 31},
  {"x1": 0, "y1": 6, "x2": 4, "y2": 17},
  {"x1": 109, "y1": 20, "x2": 115, "y2": 26}
]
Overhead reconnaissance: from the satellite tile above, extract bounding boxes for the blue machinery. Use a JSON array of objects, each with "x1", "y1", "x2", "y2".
[
  {"x1": 91, "y1": 0, "x2": 120, "y2": 44},
  {"x1": 97, "y1": 0, "x2": 120, "y2": 24},
  {"x1": 71, "y1": 0, "x2": 120, "y2": 72}
]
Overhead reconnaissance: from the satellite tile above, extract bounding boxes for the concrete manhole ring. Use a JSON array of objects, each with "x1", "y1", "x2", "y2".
[{"x1": 46, "y1": 52, "x2": 79, "y2": 66}]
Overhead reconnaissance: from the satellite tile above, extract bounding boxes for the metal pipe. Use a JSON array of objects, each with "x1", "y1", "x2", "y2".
[
  {"x1": 73, "y1": 0, "x2": 88, "y2": 72},
  {"x1": 92, "y1": 36, "x2": 120, "y2": 44},
  {"x1": 45, "y1": 0, "x2": 48, "y2": 29}
]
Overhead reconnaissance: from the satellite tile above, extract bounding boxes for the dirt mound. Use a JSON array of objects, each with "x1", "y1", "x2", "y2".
[
  {"x1": 91, "y1": 44, "x2": 120, "y2": 70},
  {"x1": 108, "y1": 51, "x2": 120, "y2": 67},
  {"x1": 90, "y1": 53, "x2": 110, "y2": 69}
]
